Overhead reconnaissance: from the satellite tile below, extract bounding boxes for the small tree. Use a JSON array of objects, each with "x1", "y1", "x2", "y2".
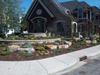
[
  {"x1": 0, "y1": 0, "x2": 23, "y2": 35},
  {"x1": 21, "y1": 19, "x2": 28, "y2": 32}
]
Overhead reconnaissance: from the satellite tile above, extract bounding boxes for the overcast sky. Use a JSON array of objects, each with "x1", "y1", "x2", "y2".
[{"x1": 21, "y1": 0, "x2": 100, "y2": 12}]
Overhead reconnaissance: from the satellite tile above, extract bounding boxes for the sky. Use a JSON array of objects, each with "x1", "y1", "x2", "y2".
[{"x1": 21, "y1": 0, "x2": 100, "y2": 12}]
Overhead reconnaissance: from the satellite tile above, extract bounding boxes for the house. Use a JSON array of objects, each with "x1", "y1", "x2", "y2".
[
  {"x1": 62, "y1": 1, "x2": 100, "y2": 37},
  {"x1": 24, "y1": 0, "x2": 76, "y2": 37},
  {"x1": 91, "y1": 6, "x2": 100, "y2": 33}
]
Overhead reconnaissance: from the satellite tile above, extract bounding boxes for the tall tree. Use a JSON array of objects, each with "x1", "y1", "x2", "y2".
[
  {"x1": 0, "y1": 0, "x2": 6, "y2": 33},
  {"x1": 0, "y1": 0, "x2": 23, "y2": 34}
]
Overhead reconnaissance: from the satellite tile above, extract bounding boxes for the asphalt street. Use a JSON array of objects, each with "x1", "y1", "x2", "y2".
[{"x1": 63, "y1": 56, "x2": 100, "y2": 75}]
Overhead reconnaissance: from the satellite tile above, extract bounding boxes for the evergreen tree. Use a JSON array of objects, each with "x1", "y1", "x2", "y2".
[{"x1": 0, "y1": 0, "x2": 23, "y2": 34}]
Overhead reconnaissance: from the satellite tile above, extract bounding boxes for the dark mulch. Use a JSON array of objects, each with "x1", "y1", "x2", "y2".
[{"x1": 0, "y1": 44, "x2": 97, "y2": 61}]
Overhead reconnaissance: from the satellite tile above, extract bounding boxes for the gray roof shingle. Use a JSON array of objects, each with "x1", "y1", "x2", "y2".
[
  {"x1": 25, "y1": 0, "x2": 74, "y2": 21},
  {"x1": 61, "y1": 1, "x2": 90, "y2": 11}
]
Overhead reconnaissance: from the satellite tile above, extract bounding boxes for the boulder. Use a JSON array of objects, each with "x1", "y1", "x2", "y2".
[
  {"x1": 8, "y1": 45, "x2": 20, "y2": 52},
  {"x1": 92, "y1": 40, "x2": 97, "y2": 44},
  {"x1": 86, "y1": 40, "x2": 92, "y2": 44},
  {"x1": 59, "y1": 45, "x2": 69, "y2": 49},
  {"x1": 65, "y1": 41, "x2": 72, "y2": 46},
  {"x1": 46, "y1": 45, "x2": 57, "y2": 50},
  {"x1": 18, "y1": 48, "x2": 35, "y2": 53}
]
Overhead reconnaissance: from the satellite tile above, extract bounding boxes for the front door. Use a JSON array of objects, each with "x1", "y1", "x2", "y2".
[{"x1": 32, "y1": 17, "x2": 47, "y2": 33}]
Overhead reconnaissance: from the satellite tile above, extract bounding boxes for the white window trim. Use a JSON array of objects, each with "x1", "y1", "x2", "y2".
[{"x1": 72, "y1": 22, "x2": 78, "y2": 33}]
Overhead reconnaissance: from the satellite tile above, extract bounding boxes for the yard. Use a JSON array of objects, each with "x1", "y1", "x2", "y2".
[{"x1": 0, "y1": 34, "x2": 100, "y2": 61}]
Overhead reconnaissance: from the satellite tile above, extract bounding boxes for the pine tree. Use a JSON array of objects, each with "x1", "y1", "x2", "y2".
[{"x1": 0, "y1": 0, "x2": 23, "y2": 34}]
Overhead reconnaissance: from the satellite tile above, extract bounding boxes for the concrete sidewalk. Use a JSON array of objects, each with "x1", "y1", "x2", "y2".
[{"x1": 0, "y1": 45, "x2": 100, "y2": 75}]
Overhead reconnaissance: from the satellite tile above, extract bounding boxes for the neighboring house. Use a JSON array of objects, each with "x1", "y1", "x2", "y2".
[
  {"x1": 91, "y1": 6, "x2": 100, "y2": 33},
  {"x1": 62, "y1": 1, "x2": 100, "y2": 37},
  {"x1": 25, "y1": 0, "x2": 75, "y2": 37}
]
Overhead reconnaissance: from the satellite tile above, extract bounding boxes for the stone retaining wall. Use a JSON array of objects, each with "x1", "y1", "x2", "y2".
[{"x1": 0, "y1": 38, "x2": 61, "y2": 44}]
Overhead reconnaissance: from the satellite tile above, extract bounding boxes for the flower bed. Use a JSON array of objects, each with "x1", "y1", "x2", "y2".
[{"x1": 0, "y1": 38, "x2": 99, "y2": 61}]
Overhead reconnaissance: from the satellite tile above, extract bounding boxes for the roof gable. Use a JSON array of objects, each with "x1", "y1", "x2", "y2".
[
  {"x1": 61, "y1": 1, "x2": 90, "y2": 11},
  {"x1": 26, "y1": 0, "x2": 54, "y2": 20},
  {"x1": 91, "y1": 6, "x2": 100, "y2": 14},
  {"x1": 25, "y1": 0, "x2": 74, "y2": 21}
]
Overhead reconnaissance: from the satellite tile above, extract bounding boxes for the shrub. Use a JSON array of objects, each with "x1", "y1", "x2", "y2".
[
  {"x1": 67, "y1": 47, "x2": 76, "y2": 52},
  {"x1": 35, "y1": 45, "x2": 46, "y2": 51},
  {"x1": 0, "y1": 43, "x2": 6, "y2": 47},
  {"x1": 25, "y1": 35, "x2": 36, "y2": 40},
  {"x1": 0, "y1": 33, "x2": 5, "y2": 39},
  {"x1": 0, "y1": 47, "x2": 11, "y2": 56},
  {"x1": 21, "y1": 43, "x2": 33, "y2": 48},
  {"x1": 96, "y1": 38, "x2": 100, "y2": 43},
  {"x1": 7, "y1": 35, "x2": 21, "y2": 40},
  {"x1": 0, "y1": 37, "x2": 3, "y2": 40},
  {"x1": 19, "y1": 50, "x2": 33, "y2": 57},
  {"x1": 78, "y1": 39, "x2": 87, "y2": 45},
  {"x1": 21, "y1": 35, "x2": 36, "y2": 40}
]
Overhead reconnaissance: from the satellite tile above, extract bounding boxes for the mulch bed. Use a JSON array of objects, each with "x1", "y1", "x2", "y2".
[
  {"x1": 0, "y1": 49, "x2": 69, "y2": 61},
  {"x1": 0, "y1": 44, "x2": 97, "y2": 61}
]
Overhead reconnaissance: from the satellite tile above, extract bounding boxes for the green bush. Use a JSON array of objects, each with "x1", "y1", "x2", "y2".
[
  {"x1": 67, "y1": 47, "x2": 76, "y2": 52},
  {"x1": 35, "y1": 45, "x2": 46, "y2": 51},
  {"x1": 21, "y1": 43, "x2": 33, "y2": 48},
  {"x1": 23, "y1": 35, "x2": 36, "y2": 40},
  {"x1": 78, "y1": 39, "x2": 87, "y2": 45},
  {"x1": 0, "y1": 47, "x2": 11, "y2": 56},
  {"x1": 0, "y1": 43, "x2": 6, "y2": 47},
  {"x1": 0, "y1": 33, "x2": 5, "y2": 39},
  {"x1": 28, "y1": 35, "x2": 36, "y2": 40},
  {"x1": 96, "y1": 38, "x2": 100, "y2": 43},
  {"x1": 80, "y1": 41, "x2": 86, "y2": 45},
  {"x1": 7, "y1": 35, "x2": 21, "y2": 40},
  {"x1": 19, "y1": 50, "x2": 33, "y2": 57},
  {"x1": 0, "y1": 37, "x2": 3, "y2": 40}
]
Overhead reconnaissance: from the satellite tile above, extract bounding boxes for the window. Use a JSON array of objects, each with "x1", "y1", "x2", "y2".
[
  {"x1": 78, "y1": 8, "x2": 83, "y2": 18},
  {"x1": 74, "y1": 8, "x2": 83, "y2": 18},
  {"x1": 56, "y1": 21, "x2": 65, "y2": 35},
  {"x1": 83, "y1": 12, "x2": 87, "y2": 18},
  {"x1": 73, "y1": 13, "x2": 78, "y2": 18},
  {"x1": 57, "y1": 22, "x2": 64, "y2": 32},
  {"x1": 96, "y1": 16, "x2": 98, "y2": 20}
]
